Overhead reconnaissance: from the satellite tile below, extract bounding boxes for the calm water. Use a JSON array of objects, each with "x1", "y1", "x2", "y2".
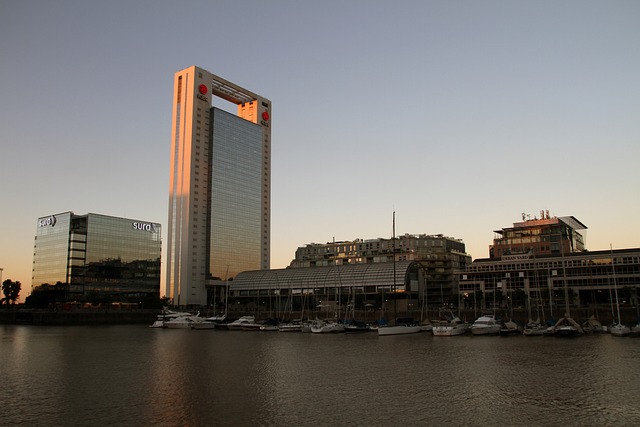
[{"x1": 2, "y1": 325, "x2": 640, "y2": 427}]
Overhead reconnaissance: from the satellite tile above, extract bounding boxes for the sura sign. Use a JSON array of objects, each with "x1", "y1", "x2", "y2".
[
  {"x1": 38, "y1": 216, "x2": 56, "y2": 228},
  {"x1": 132, "y1": 222, "x2": 156, "y2": 232}
]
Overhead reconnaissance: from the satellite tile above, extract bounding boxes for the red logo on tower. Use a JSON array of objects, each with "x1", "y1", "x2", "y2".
[
  {"x1": 199, "y1": 84, "x2": 208, "y2": 95},
  {"x1": 262, "y1": 111, "x2": 270, "y2": 121}
]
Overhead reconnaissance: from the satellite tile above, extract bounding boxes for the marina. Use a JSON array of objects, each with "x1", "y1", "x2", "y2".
[{"x1": 148, "y1": 306, "x2": 640, "y2": 340}]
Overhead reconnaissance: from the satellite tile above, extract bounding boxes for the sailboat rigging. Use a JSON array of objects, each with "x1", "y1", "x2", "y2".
[
  {"x1": 609, "y1": 244, "x2": 630, "y2": 337},
  {"x1": 377, "y1": 211, "x2": 421, "y2": 336}
]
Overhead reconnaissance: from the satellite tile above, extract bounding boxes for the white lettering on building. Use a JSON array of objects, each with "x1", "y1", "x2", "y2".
[
  {"x1": 39, "y1": 216, "x2": 56, "y2": 227},
  {"x1": 132, "y1": 222, "x2": 155, "y2": 232},
  {"x1": 502, "y1": 254, "x2": 531, "y2": 261}
]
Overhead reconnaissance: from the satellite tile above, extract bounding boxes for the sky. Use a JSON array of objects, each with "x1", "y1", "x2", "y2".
[{"x1": 1, "y1": 0, "x2": 639, "y2": 298}]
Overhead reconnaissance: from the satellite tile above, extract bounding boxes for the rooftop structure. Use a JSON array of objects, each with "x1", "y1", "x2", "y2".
[{"x1": 490, "y1": 211, "x2": 587, "y2": 259}]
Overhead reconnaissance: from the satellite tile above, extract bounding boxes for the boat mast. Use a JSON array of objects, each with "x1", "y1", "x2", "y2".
[
  {"x1": 560, "y1": 231, "x2": 570, "y2": 318},
  {"x1": 392, "y1": 211, "x2": 397, "y2": 323},
  {"x1": 224, "y1": 266, "x2": 229, "y2": 317},
  {"x1": 611, "y1": 244, "x2": 622, "y2": 324}
]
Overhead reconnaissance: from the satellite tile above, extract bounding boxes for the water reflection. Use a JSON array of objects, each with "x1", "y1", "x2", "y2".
[{"x1": 2, "y1": 326, "x2": 640, "y2": 426}]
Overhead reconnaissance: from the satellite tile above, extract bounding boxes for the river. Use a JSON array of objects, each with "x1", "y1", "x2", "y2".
[{"x1": 2, "y1": 325, "x2": 639, "y2": 426}]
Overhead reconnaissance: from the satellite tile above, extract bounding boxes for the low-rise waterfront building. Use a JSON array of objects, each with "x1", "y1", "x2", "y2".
[
  {"x1": 288, "y1": 234, "x2": 471, "y2": 306},
  {"x1": 459, "y1": 247, "x2": 640, "y2": 314},
  {"x1": 32, "y1": 212, "x2": 161, "y2": 301},
  {"x1": 222, "y1": 234, "x2": 471, "y2": 317},
  {"x1": 231, "y1": 261, "x2": 426, "y2": 318},
  {"x1": 460, "y1": 214, "x2": 639, "y2": 317}
]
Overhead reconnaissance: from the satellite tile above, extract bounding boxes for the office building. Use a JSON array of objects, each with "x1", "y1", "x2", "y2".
[
  {"x1": 32, "y1": 212, "x2": 161, "y2": 299},
  {"x1": 167, "y1": 66, "x2": 271, "y2": 306}
]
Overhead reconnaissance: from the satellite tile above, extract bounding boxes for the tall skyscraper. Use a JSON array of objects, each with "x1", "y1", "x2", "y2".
[{"x1": 167, "y1": 66, "x2": 271, "y2": 306}]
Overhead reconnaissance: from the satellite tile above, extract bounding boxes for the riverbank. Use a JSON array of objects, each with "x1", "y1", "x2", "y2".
[{"x1": 0, "y1": 308, "x2": 160, "y2": 325}]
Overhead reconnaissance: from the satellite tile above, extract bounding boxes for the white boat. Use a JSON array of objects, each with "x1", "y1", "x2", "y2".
[
  {"x1": 310, "y1": 320, "x2": 345, "y2": 333},
  {"x1": 205, "y1": 314, "x2": 227, "y2": 323},
  {"x1": 522, "y1": 321, "x2": 546, "y2": 337},
  {"x1": 191, "y1": 313, "x2": 227, "y2": 330},
  {"x1": 240, "y1": 322, "x2": 263, "y2": 331},
  {"x1": 149, "y1": 308, "x2": 194, "y2": 328},
  {"x1": 377, "y1": 324, "x2": 422, "y2": 336},
  {"x1": 608, "y1": 246, "x2": 629, "y2": 338},
  {"x1": 432, "y1": 318, "x2": 467, "y2": 336},
  {"x1": 278, "y1": 322, "x2": 302, "y2": 332},
  {"x1": 609, "y1": 322, "x2": 630, "y2": 337},
  {"x1": 432, "y1": 309, "x2": 468, "y2": 336},
  {"x1": 469, "y1": 315, "x2": 501, "y2": 336},
  {"x1": 219, "y1": 316, "x2": 256, "y2": 330},
  {"x1": 164, "y1": 313, "x2": 204, "y2": 329},
  {"x1": 191, "y1": 321, "x2": 217, "y2": 330},
  {"x1": 376, "y1": 213, "x2": 422, "y2": 337},
  {"x1": 499, "y1": 319, "x2": 522, "y2": 336}
]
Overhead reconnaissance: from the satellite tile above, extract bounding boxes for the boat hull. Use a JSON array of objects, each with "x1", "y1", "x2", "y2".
[
  {"x1": 377, "y1": 325, "x2": 422, "y2": 336},
  {"x1": 311, "y1": 323, "x2": 345, "y2": 333},
  {"x1": 278, "y1": 324, "x2": 302, "y2": 332},
  {"x1": 191, "y1": 322, "x2": 216, "y2": 330},
  {"x1": 432, "y1": 325, "x2": 467, "y2": 336},
  {"x1": 470, "y1": 325, "x2": 501, "y2": 335},
  {"x1": 553, "y1": 326, "x2": 581, "y2": 337},
  {"x1": 609, "y1": 324, "x2": 631, "y2": 337}
]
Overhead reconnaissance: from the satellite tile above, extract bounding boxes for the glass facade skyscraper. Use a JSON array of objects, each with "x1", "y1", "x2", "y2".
[
  {"x1": 32, "y1": 212, "x2": 161, "y2": 299},
  {"x1": 209, "y1": 109, "x2": 263, "y2": 278},
  {"x1": 167, "y1": 66, "x2": 271, "y2": 306}
]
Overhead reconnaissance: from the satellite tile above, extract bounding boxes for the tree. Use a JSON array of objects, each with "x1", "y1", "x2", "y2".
[
  {"x1": 2, "y1": 279, "x2": 21, "y2": 306},
  {"x1": 25, "y1": 282, "x2": 66, "y2": 308}
]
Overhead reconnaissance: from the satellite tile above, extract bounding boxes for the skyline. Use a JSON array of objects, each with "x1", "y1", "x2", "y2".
[{"x1": 1, "y1": 1, "x2": 639, "y2": 295}]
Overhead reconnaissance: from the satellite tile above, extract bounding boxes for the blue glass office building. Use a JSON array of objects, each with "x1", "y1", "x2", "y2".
[{"x1": 32, "y1": 212, "x2": 161, "y2": 299}]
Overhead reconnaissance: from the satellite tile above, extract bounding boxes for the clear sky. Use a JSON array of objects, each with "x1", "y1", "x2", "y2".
[{"x1": 1, "y1": 1, "x2": 639, "y2": 297}]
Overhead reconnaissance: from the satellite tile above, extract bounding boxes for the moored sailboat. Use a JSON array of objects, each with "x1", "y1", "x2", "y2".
[
  {"x1": 552, "y1": 314, "x2": 583, "y2": 337},
  {"x1": 522, "y1": 319, "x2": 546, "y2": 336},
  {"x1": 377, "y1": 212, "x2": 421, "y2": 336},
  {"x1": 608, "y1": 245, "x2": 630, "y2": 337},
  {"x1": 377, "y1": 317, "x2": 421, "y2": 335},
  {"x1": 582, "y1": 315, "x2": 606, "y2": 334},
  {"x1": 310, "y1": 319, "x2": 345, "y2": 333}
]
